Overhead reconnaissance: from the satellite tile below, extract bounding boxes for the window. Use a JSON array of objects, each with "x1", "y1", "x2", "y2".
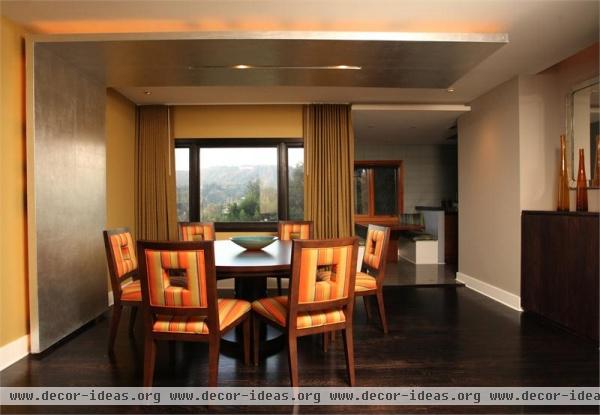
[
  {"x1": 287, "y1": 147, "x2": 304, "y2": 220},
  {"x1": 175, "y1": 140, "x2": 304, "y2": 230},
  {"x1": 354, "y1": 161, "x2": 403, "y2": 223},
  {"x1": 175, "y1": 148, "x2": 190, "y2": 221},
  {"x1": 200, "y1": 147, "x2": 278, "y2": 222}
]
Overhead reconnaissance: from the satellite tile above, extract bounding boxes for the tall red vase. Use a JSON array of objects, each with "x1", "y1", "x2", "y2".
[
  {"x1": 592, "y1": 135, "x2": 600, "y2": 187},
  {"x1": 557, "y1": 135, "x2": 570, "y2": 211},
  {"x1": 576, "y1": 149, "x2": 588, "y2": 212}
]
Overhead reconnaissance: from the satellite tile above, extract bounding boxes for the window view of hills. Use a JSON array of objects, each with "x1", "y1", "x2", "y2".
[
  {"x1": 201, "y1": 164, "x2": 278, "y2": 222},
  {"x1": 175, "y1": 161, "x2": 304, "y2": 222}
]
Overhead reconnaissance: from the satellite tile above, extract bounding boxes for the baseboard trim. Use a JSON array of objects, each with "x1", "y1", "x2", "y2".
[
  {"x1": 0, "y1": 335, "x2": 29, "y2": 371},
  {"x1": 456, "y1": 272, "x2": 523, "y2": 312}
]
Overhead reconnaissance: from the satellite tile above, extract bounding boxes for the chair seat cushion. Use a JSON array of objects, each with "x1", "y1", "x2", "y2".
[
  {"x1": 121, "y1": 280, "x2": 142, "y2": 302},
  {"x1": 411, "y1": 233, "x2": 437, "y2": 241},
  {"x1": 252, "y1": 296, "x2": 345, "y2": 330},
  {"x1": 355, "y1": 272, "x2": 377, "y2": 291},
  {"x1": 402, "y1": 231, "x2": 437, "y2": 241},
  {"x1": 319, "y1": 270, "x2": 377, "y2": 292},
  {"x1": 152, "y1": 298, "x2": 251, "y2": 334}
]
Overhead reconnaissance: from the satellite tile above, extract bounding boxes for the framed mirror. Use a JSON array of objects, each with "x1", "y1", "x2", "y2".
[{"x1": 567, "y1": 77, "x2": 599, "y2": 188}]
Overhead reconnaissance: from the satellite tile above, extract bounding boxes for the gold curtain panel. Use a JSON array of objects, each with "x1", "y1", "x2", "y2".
[
  {"x1": 303, "y1": 104, "x2": 355, "y2": 238},
  {"x1": 136, "y1": 106, "x2": 178, "y2": 240}
]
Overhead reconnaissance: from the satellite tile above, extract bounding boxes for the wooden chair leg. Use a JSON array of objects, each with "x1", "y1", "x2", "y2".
[
  {"x1": 143, "y1": 337, "x2": 156, "y2": 387},
  {"x1": 108, "y1": 304, "x2": 122, "y2": 352},
  {"x1": 287, "y1": 334, "x2": 299, "y2": 387},
  {"x1": 242, "y1": 316, "x2": 250, "y2": 365},
  {"x1": 277, "y1": 277, "x2": 283, "y2": 295},
  {"x1": 375, "y1": 290, "x2": 389, "y2": 334},
  {"x1": 342, "y1": 327, "x2": 355, "y2": 386},
  {"x1": 128, "y1": 306, "x2": 138, "y2": 335},
  {"x1": 208, "y1": 335, "x2": 220, "y2": 387},
  {"x1": 253, "y1": 316, "x2": 260, "y2": 366},
  {"x1": 363, "y1": 296, "x2": 372, "y2": 321},
  {"x1": 322, "y1": 332, "x2": 329, "y2": 352}
]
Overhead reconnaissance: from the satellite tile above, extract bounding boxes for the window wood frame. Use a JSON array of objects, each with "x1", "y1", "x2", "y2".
[
  {"x1": 354, "y1": 160, "x2": 404, "y2": 225},
  {"x1": 175, "y1": 138, "x2": 303, "y2": 232}
]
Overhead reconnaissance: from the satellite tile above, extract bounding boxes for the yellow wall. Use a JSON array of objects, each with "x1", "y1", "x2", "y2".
[
  {"x1": 0, "y1": 17, "x2": 28, "y2": 346},
  {"x1": 106, "y1": 89, "x2": 137, "y2": 235},
  {"x1": 172, "y1": 104, "x2": 303, "y2": 239},
  {"x1": 172, "y1": 105, "x2": 303, "y2": 138}
]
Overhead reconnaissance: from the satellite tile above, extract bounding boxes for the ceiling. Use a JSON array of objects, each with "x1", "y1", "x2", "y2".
[
  {"x1": 39, "y1": 32, "x2": 506, "y2": 89},
  {"x1": 2, "y1": 0, "x2": 598, "y2": 144},
  {"x1": 352, "y1": 105, "x2": 468, "y2": 145}
]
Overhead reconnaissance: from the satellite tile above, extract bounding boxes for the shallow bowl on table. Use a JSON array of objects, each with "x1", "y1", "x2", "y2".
[{"x1": 230, "y1": 236, "x2": 278, "y2": 251}]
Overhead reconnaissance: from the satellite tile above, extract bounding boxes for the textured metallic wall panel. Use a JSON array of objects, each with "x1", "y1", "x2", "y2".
[{"x1": 31, "y1": 45, "x2": 107, "y2": 353}]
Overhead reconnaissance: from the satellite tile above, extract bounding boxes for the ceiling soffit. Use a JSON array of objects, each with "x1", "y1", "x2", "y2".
[{"x1": 38, "y1": 31, "x2": 508, "y2": 89}]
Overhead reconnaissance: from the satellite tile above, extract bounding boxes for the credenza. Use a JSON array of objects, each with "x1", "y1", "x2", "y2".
[{"x1": 521, "y1": 210, "x2": 599, "y2": 342}]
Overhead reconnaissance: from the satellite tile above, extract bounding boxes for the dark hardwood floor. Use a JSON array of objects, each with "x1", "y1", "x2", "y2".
[
  {"x1": 1, "y1": 286, "x2": 597, "y2": 414},
  {"x1": 384, "y1": 259, "x2": 462, "y2": 287}
]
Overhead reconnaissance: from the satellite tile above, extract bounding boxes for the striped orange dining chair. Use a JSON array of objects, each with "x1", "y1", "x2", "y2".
[
  {"x1": 178, "y1": 222, "x2": 215, "y2": 241},
  {"x1": 252, "y1": 237, "x2": 359, "y2": 386},
  {"x1": 103, "y1": 228, "x2": 142, "y2": 352},
  {"x1": 274, "y1": 221, "x2": 314, "y2": 294},
  {"x1": 337, "y1": 224, "x2": 391, "y2": 333},
  {"x1": 137, "y1": 240, "x2": 251, "y2": 387},
  {"x1": 320, "y1": 225, "x2": 390, "y2": 333}
]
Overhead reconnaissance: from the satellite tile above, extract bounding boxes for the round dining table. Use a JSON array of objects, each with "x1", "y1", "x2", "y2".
[
  {"x1": 214, "y1": 239, "x2": 293, "y2": 302},
  {"x1": 213, "y1": 239, "x2": 292, "y2": 356}
]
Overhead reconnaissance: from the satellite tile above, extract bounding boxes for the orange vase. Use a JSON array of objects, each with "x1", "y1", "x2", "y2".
[
  {"x1": 592, "y1": 135, "x2": 600, "y2": 187},
  {"x1": 576, "y1": 149, "x2": 588, "y2": 212},
  {"x1": 557, "y1": 135, "x2": 570, "y2": 211}
]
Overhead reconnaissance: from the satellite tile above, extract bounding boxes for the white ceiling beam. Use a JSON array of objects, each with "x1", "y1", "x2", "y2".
[{"x1": 351, "y1": 104, "x2": 471, "y2": 112}]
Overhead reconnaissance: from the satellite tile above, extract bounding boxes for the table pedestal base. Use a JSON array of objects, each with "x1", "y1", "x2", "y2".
[
  {"x1": 219, "y1": 276, "x2": 286, "y2": 359},
  {"x1": 220, "y1": 324, "x2": 285, "y2": 359},
  {"x1": 234, "y1": 277, "x2": 268, "y2": 302}
]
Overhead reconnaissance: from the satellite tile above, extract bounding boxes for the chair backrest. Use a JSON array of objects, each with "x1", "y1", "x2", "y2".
[
  {"x1": 362, "y1": 224, "x2": 391, "y2": 286},
  {"x1": 287, "y1": 238, "x2": 359, "y2": 329},
  {"x1": 103, "y1": 227, "x2": 138, "y2": 296},
  {"x1": 137, "y1": 240, "x2": 219, "y2": 332},
  {"x1": 178, "y1": 222, "x2": 215, "y2": 241},
  {"x1": 278, "y1": 221, "x2": 313, "y2": 240}
]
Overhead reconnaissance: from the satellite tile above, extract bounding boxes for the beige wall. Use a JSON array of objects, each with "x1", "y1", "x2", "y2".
[
  {"x1": 458, "y1": 44, "x2": 599, "y2": 298},
  {"x1": 457, "y1": 78, "x2": 522, "y2": 295},
  {"x1": 519, "y1": 44, "x2": 599, "y2": 211},
  {"x1": 0, "y1": 17, "x2": 28, "y2": 346},
  {"x1": 355, "y1": 143, "x2": 458, "y2": 212},
  {"x1": 106, "y1": 89, "x2": 137, "y2": 235},
  {"x1": 172, "y1": 105, "x2": 303, "y2": 138}
]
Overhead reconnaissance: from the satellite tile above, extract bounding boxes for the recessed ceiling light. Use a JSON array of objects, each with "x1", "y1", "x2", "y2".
[
  {"x1": 447, "y1": 87, "x2": 455, "y2": 93},
  {"x1": 333, "y1": 65, "x2": 362, "y2": 70},
  {"x1": 144, "y1": 90, "x2": 152, "y2": 95},
  {"x1": 189, "y1": 64, "x2": 361, "y2": 70}
]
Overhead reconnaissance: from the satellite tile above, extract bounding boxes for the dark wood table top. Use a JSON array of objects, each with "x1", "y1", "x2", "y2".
[{"x1": 214, "y1": 240, "x2": 292, "y2": 277}]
